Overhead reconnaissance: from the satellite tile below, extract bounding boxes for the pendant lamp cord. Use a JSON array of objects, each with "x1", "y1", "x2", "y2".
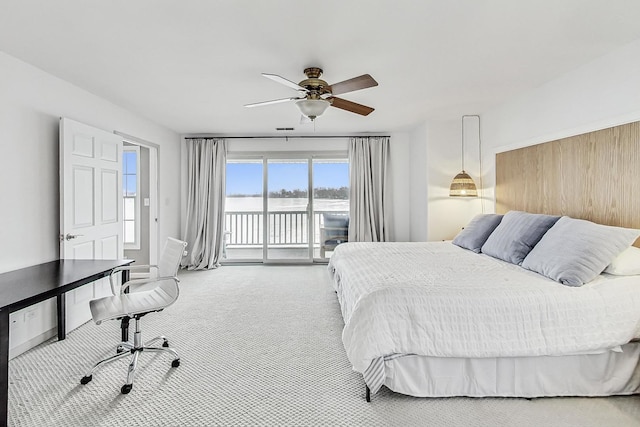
[
  {"x1": 461, "y1": 116, "x2": 465, "y2": 172},
  {"x1": 478, "y1": 116, "x2": 484, "y2": 213},
  {"x1": 462, "y1": 115, "x2": 484, "y2": 213}
]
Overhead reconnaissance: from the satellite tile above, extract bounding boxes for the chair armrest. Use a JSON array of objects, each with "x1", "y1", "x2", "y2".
[
  {"x1": 110, "y1": 265, "x2": 159, "y2": 294},
  {"x1": 120, "y1": 275, "x2": 179, "y2": 294},
  {"x1": 322, "y1": 227, "x2": 348, "y2": 233},
  {"x1": 320, "y1": 227, "x2": 349, "y2": 245},
  {"x1": 110, "y1": 264, "x2": 159, "y2": 274}
]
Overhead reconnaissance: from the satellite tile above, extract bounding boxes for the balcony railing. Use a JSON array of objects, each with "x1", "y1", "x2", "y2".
[{"x1": 225, "y1": 210, "x2": 348, "y2": 246}]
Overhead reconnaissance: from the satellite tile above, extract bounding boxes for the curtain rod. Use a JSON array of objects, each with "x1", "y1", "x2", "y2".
[{"x1": 184, "y1": 135, "x2": 390, "y2": 140}]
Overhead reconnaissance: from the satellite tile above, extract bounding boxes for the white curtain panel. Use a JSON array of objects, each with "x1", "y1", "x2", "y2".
[
  {"x1": 182, "y1": 138, "x2": 227, "y2": 270},
  {"x1": 348, "y1": 136, "x2": 391, "y2": 242}
]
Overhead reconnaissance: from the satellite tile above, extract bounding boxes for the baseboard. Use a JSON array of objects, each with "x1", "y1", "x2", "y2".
[{"x1": 9, "y1": 328, "x2": 57, "y2": 360}]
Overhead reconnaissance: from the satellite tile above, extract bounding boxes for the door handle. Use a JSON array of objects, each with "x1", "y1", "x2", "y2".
[{"x1": 60, "y1": 233, "x2": 84, "y2": 241}]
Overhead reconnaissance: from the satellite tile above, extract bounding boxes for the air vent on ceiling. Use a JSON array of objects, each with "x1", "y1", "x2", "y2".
[{"x1": 276, "y1": 127, "x2": 295, "y2": 131}]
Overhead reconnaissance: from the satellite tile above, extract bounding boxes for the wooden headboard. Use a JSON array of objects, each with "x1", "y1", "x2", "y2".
[{"x1": 495, "y1": 120, "x2": 640, "y2": 247}]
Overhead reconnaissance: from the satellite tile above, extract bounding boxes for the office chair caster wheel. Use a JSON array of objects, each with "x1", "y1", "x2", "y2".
[
  {"x1": 171, "y1": 359, "x2": 180, "y2": 368},
  {"x1": 121, "y1": 384, "x2": 133, "y2": 394},
  {"x1": 80, "y1": 375, "x2": 92, "y2": 385},
  {"x1": 116, "y1": 345, "x2": 125, "y2": 353},
  {"x1": 162, "y1": 340, "x2": 169, "y2": 348}
]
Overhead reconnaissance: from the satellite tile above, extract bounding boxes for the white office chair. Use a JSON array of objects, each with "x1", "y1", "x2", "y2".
[{"x1": 80, "y1": 237, "x2": 188, "y2": 394}]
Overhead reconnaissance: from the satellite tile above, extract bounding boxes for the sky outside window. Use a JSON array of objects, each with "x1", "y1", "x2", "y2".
[
  {"x1": 226, "y1": 160, "x2": 348, "y2": 196},
  {"x1": 123, "y1": 151, "x2": 137, "y2": 196},
  {"x1": 226, "y1": 161, "x2": 262, "y2": 195}
]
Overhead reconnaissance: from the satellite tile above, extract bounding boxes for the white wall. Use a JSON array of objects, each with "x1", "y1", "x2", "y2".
[
  {"x1": 407, "y1": 118, "x2": 484, "y2": 242},
  {"x1": 388, "y1": 131, "x2": 411, "y2": 242},
  {"x1": 408, "y1": 124, "x2": 428, "y2": 241},
  {"x1": 0, "y1": 52, "x2": 181, "y2": 274},
  {"x1": 481, "y1": 38, "x2": 640, "y2": 205},
  {"x1": 425, "y1": 118, "x2": 483, "y2": 241}
]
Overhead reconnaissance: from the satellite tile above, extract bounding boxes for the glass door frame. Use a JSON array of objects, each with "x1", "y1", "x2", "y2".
[
  {"x1": 225, "y1": 150, "x2": 348, "y2": 265},
  {"x1": 264, "y1": 157, "x2": 311, "y2": 264}
]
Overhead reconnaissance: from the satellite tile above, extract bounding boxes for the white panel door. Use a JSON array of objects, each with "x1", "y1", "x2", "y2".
[
  {"x1": 60, "y1": 118, "x2": 124, "y2": 259},
  {"x1": 59, "y1": 118, "x2": 124, "y2": 331}
]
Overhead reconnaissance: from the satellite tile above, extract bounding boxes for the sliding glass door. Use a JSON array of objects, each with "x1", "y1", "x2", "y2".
[
  {"x1": 225, "y1": 159, "x2": 264, "y2": 260},
  {"x1": 267, "y1": 159, "x2": 310, "y2": 261},
  {"x1": 225, "y1": 154, "x2": 349, "y2": 263},
  {"x1": 312, "y1": 159, "x2": 350, "y2": 259}
]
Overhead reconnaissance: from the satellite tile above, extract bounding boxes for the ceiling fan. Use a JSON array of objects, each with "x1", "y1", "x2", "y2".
[{"x1": 244, "y1": 67, "x2": 378, "y2": 121}]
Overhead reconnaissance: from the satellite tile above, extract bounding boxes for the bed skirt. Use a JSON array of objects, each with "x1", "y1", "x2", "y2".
[{"x1": 373, "y1": 342, "x2": 640, "y2": 398}]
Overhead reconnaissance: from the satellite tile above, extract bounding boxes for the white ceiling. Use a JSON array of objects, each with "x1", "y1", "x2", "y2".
[{"x1": 2, "y1": 1, "x2": 640, "y2": 136}]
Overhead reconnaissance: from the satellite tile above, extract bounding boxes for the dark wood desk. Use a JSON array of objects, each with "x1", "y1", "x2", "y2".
[{"x1": 0, "y1": 259, "x2": 132, "y2": 427}]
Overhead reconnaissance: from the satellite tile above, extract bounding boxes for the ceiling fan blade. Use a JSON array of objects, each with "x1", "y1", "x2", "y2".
[
  {"x1": 244, "y1": 97, "x2": 302, "y2": 108},
  {"x1": 262, "y1": 73, "x2": 307, "y2": 92},
  {"x1": 329, "y1": 97, "x2": 375, "y2": 116},
  {"x1": 327, "y1": 74, "x2": 378, "y2": 96}
]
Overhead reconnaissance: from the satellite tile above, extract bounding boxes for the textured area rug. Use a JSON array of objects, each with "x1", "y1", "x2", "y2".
[{"x1": 8, "y1": 265, "x2": 640, "y2": 426}]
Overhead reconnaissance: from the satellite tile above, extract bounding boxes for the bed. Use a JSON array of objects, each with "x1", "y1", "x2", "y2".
[
  {"x1": 329, "y1": 240, "x2": 640, "y2": 399},
  {"x1": 328, "y1": 120, "x2": 640, "y2": 401}
]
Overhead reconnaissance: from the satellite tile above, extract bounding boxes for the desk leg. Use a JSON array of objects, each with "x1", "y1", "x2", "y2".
[
  {"x1": 120, "y1": 269, "x2": 130, "y2": 343},
  {"x1": 1, "y1": 308, "x2": 10, "y2": 427},
  {"x1": 120, "y1": 316, "x2": 130, "y2": 343},
  {"x1": 56, "y1": 294, "x2": 66, "y2": 341}
]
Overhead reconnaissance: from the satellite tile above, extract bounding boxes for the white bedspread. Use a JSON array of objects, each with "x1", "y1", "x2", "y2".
[{"x1": 328, "y1": 242, "x2": 640, "y2": 374}]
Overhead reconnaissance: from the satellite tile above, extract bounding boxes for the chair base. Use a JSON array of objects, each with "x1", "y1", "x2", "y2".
[{"x1": 81, "y1": 319, "x2": 180, "y2": 394}]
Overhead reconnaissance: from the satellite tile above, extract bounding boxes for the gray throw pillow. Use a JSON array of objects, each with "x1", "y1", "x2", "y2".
[
  {"x1": 481, "y1": 211, "x2": 560, "y2": 265},
  {"x1": 521, "y1": 216, "x2": 640, "y2": 286},
  {"x1": 452, "y1": 214, "x2": 504, "y2": 253}
]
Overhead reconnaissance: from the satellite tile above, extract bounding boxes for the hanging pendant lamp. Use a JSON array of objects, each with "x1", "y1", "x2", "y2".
[
  {"x1": 449, "y1": 170, "x2": 477, "y2": 197},
  {"x1": 449, "y1": 116, "x2": 478, "y2": 197}
]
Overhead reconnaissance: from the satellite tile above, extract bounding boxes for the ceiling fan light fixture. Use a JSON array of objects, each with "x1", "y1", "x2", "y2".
[{"x1": 296, "y1": 99, "x2": 330, "y2": 120}]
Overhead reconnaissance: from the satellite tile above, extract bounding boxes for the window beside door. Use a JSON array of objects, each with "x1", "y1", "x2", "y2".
[{"x1": 123, "y1": 146, "x2": 140, "y2": 249}]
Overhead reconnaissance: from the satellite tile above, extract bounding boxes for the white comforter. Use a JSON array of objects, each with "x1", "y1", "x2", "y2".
[{"x1": 328, "y1": 242, "x2": 640, "y2": 374}]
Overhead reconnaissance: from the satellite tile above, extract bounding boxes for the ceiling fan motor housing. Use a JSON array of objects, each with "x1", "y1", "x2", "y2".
[
  {"x1": 300, "y1": 67, "x2": 331, "y2": 98},
  {"x1": 303, "y1": 67, "x2": 323, "y2": 78}
]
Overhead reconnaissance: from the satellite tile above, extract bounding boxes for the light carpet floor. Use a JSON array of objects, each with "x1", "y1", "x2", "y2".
[{"x1": 8, "y1": 265, "x2": 640, "y2": 426}]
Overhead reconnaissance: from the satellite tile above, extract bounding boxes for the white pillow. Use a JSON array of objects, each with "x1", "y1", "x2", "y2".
[{"x1": 605, "y1": 246, "x2": 640, "y2": 276}]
